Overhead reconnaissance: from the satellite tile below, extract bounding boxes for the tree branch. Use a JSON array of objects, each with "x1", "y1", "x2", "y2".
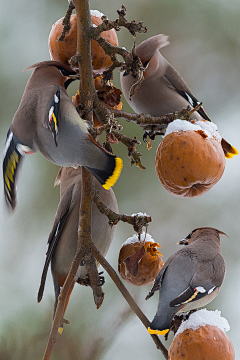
[
  {"x1": 73, "y1": 0, "x2": 96, "y2": 123},
  {"x1": 92, "y1": 189, "x2": 151, "y2": 233},
  {"x1": 57, "y1": 1, "x2": 75, "y2": 42},
  {"x1": 42, "y1": 2, "x2": 104, "y2": 359},
  {"x1": 91, "y1": 244, "x2": 168, "y2": 359}
]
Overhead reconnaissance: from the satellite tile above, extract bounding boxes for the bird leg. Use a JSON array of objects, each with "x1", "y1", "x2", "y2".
[{"x1": 165, "y1": 309, "x2": 198, "y2": 340}]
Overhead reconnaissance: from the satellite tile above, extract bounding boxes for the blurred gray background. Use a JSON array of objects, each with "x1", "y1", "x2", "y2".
[{"x1": 1, "y1": 0, "x2": 240, "y2": 359}]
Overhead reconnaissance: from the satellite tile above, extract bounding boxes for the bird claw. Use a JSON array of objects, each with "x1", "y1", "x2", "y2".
[
  {"x1": 165, "y1": 309, "x2": 198, "y2": 340},
  {"x1": 98, "y1": 272, "x2": 105, "y2": 286},
  {"x1": 76, "y1": 271, "x2": 105, "y2": 287},
  {"x1": 142, "y1": 127, "x2": 165, "y2": 144}
]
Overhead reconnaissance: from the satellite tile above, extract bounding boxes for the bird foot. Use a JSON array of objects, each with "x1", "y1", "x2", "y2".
[
  {"x1": 76, "y1": 271, "x2": 105, "y2": 287},
  {"x1": 165, "y1": 310, "x2": 198, "y2": 340}
]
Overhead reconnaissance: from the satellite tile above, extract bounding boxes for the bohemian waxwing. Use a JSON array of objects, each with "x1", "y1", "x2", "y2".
[
  {"x1": 146, "y1": 227, "x2": 226, "y2": 335},
  {"x1": 120, "y1": 34, "x2": 238, "y2": 158},
  {"x1": 3, "y1": 61, "x2": 122, "y2": 212},
  {"x1": 37, "y1": 166, "x2": 118, "y2": 315}
]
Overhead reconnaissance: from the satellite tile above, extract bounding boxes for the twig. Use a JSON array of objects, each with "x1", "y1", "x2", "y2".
[
  {"x1": 112, "y1": 107, "x2": 192, "y2": 130},
  {"x1": 90, "y1": 4, "x2": 147, "y2": 64},
  {"x1": 91, "y1": 5, "x2": 147, "y2": 37},
  {"x1": 112, "y1": 131, "x2": 145, "y2": 169},
  {"x1": 89, "y1": 5, "x2": 147, "y2": 83},
  {"x1": 74, "y1": 0, "x2": 96, "y2": 124},
  {"x1": 91, "y1": 243, "x2": 169, "y2": 359},
  {"x1": 57, "y1": 1, "x2": 75, "y2": 42},
  {"x1": 92, "y1": 189, "x2": 151, "y2": 233},
  {"x1": 93, "y1": 92, "x2": 194, "y2": 131}
]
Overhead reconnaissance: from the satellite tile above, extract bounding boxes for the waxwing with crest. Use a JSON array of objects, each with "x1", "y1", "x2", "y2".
[
  {"x1": 120, "y1": 34, "x2": 237, "y2": 158},
  {"x1": 3, "y1": 61, "x2": 122, "y2": 212},
  {"x1": 37, "y1": 166, "x2": 118, "y2": 322},
  {"x1": 146, "y1": 227, "x2": 227, "y2": 336}
]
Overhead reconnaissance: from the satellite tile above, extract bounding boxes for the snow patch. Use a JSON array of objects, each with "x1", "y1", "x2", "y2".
[
  {"x1": 90, "y1": 10, "x2": 105, "y2": 18},
  {"x1": 175, "y1": 309, "x2": 230, "y2": 338},
  {"x1": 131, "y1": 212, "x2": 148, "y2": 217},
  {"x1": 123, "y1": 231, "x2": 155, "y2": 246},
  {"x1": 164, "y1": 119, "x2": 222, "y2": 142}
]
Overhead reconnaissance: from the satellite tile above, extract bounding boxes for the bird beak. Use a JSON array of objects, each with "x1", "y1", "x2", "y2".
[{"x1": 177, "y1": 238, "x2": 188, "y2": 245}]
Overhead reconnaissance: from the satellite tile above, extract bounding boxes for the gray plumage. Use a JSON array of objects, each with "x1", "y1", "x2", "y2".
[
  {"x1": 120, "y1": 34, "x2": 202, "y2": 118},
  {"x1": 146, "y1": 227, "x2": 226, "y2": 335},
  {"x1": 38, "y1": 166, "x2": 118, "y2": 314},
  {"x1": 3, "y1": 61, "x2": 122, "y2": 212},
  {"x1": 120, "y1": 34, "x2": 237, "y2": 157}
]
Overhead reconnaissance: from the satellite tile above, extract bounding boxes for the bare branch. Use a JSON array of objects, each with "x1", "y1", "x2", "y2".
[
  {"x1": 112, "y1": 107, "x2": 193, "y2": 130},
  {"x1": 57, "y1": 1, "x2": 75, "y2": 42},
  {"x1": 74, "y1": 0, "x2": 95, "y2": 123},
  {"x1": 89, "y1": 5, "x2": 147, "y2": 82},
  {"x1": 92, "y1": 189, "x2": 151, "y2": 233},
  {"x1": 91, "y1": 243, "x2": 168, "y2": 359},
  {"x1": 90, "y1": 5, "x2": 147, "y2": 37}
]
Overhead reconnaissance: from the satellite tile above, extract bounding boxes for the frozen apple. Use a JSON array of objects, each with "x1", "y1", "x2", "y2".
[
  {"x1": 49, "y1": 10, "x2": 119, "y2": 74},
  {"x1": 155, "y1": 119, "x2": 225, "y2": 197},
  {"x1": 118, "y1": 231, "x2": 163, "y2": 286}
]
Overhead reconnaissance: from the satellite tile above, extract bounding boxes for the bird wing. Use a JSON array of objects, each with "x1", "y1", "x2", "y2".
[
  {"x1": 47, "y1": 86, "x2": 61, "y2": 146},
  {"x1": 170, "y1": 253, "x2": 226, "y2": 307},
  {"x1": 37, "y1": 184, "x2": 76, "y2": 302},
  {"x1": 3, "y1": 129, "x2": 24, "y2": 212},
  {"x1": 145, "y1": 253, "x2": 176, "y2": 300},
  {"x1": 162, "y1": 61, "x2": 238, "y2": 157},
  {"x1": 163, "y1": 62, "x2": 211, "y2": 121}
]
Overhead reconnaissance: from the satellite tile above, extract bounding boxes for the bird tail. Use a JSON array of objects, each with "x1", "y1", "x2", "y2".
[
  {"x1": 221, "y1": 138, "x2": 238, "y2": 158},
  {"x1": 148, "y1": 317, "x2": 170, "y2": 336},
  {"x1": 136, "y1": 34, "x2": 170, "y2": 63},
  {"x1": 148, "y1": 327, "x2": 169, "y2": 336},
  {"x1": 85, "y1": 156, "x2": 123, "y2": 190},
  {"x1": 3, "y1": 130, "x2": 24, "y2": 212}
]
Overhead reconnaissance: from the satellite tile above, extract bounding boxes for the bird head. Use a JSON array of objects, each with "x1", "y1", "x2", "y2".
[
  {"x1": 178, "y1": 227, "x2": 228, "y2": 245},
  {"x1": 24, "y1": 60, "x2": 78, "y2": 89}
]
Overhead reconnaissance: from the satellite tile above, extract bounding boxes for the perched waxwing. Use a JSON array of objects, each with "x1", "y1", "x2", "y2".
[
  {"x1": 38, "y1": 166, "x2": 118, "y2": 316},
  {"x1": 120, "y1": 34, "x2": 238, "y2": 158},
  {"x1": 3, "y1": 61, "x2": 122, "y2": 212},
  {"x1": 146, "y1": 227, "x2": 226, "y2": 336}
]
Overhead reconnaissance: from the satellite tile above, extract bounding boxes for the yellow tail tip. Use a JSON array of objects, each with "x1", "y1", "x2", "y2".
[
  {"x1": 231, "y1": 146, "x2": 238, "y2": 155},
  {"x1": 103, "y1": 157, "x2": 123, "y2": 190},
  {"x1": 148, "y1": 327, "x2": 169, "y2": 335},
  {"x1": 225, "y1": 145, "x2": 238, "y2": 158}
]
